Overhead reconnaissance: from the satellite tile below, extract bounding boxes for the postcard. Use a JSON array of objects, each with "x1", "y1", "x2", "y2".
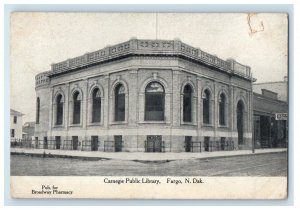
[{"x1": 10, "y1": 12, "x2": 288, "y2": 199}]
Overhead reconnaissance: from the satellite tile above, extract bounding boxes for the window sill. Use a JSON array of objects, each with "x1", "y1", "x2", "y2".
[
  {"x1": 53, "y1": 125, "x2": 64, "y2": 128},
  {"x1": 69, "y1": 124, "x2": 82, "y2": 127},
  {"x1": 110, "y1": 121, "x2": 128, "y2": 125},
  {"x1": 140, "y1": 121, "x2": 167, "y2": 124},
  {"x1": 218, "y1": 125, "x2": 228, "y2": 128},
  {"x1": 181, "y1": 122, "x2": 196, "y2": 126},
  {"x1": 88, "y1": 122, "x2": 103, "y2": 127},
  {"x1": 202, "y1": 124, "x2": 213, "y2": 127}
]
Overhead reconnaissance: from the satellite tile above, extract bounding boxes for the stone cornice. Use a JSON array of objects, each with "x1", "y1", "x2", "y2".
[{"x1": 43, "y1": 39, "x2": 253, "y2": 81}]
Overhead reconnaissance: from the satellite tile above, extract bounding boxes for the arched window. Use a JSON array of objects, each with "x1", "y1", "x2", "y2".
[
  {"x1": 115, "y1": 84, "x2": 125, "y2": 121},
  {"x1": 92, "y1": 88, "x2": 101, "y2": 123},
  {"x1": 56, "y1": 94, "x2": 63, "y2": 125},
  {"x1": 219, "y1": 93, "x2": 226, "y2": 125},
  {"x1": 183, "y1": 85, "x2": 192, "y2": 122},
  {"x1": 73, "y1": 91, "x2": 81, "y2": 124},
  {"x1": 145, "y1": 82, "x2": 165, "y2": 121},
  {"x1": 36, "y1": 97, "x2": 40, "y2": 124},
  {"x1": 203, "y1": 89, "x2": 210, "y2": 124}
]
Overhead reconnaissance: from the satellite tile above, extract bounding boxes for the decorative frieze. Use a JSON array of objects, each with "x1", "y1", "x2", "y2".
[
  {"x1": 35, "y1": 72, "x2": 51, "y2": 88},
  {"x1": 138, "y1": 40, "x2": 174, "y2": 50},
  {"x1": 49, "y1": 39, "x2": 252, "y2": 81},
  {"x1": 180, "y1": 43, "x2": 198, "y2": 56}
]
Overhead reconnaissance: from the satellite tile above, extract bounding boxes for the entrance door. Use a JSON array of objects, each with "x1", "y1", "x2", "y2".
[
  {"x1": 204, "y1": 136, "x2": 210, "y2": 152},
  {"x1": 72, "y1": 136, "x2": 79, "y2": 150},
  {"x1": 55, "y1": 136, "x2": 61, "y2": 149},
  {"x1": 146, "y1": 135, "x2": 162, "y2": 152},
  {"x1": 91, "y1": 136, "x2": 98, "y2": 151},
  {"x1": 185, "y1": 136, "x2": 192, "y2": 152},
  {"x1": 114, "y1": 136, "x2": 122, "y2": 152},
  {"x1": 237, "y1": 101, "x2": 244, "y2": 145}
]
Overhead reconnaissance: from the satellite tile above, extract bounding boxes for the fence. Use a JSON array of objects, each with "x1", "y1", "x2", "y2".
[
  {"x1": 144, "y1": 141, "x2": 166, "y2": 152},
  {"x1": 11, "y1": 138, "x2": 235, "y2": 152},
  {"x1": 205, "y1": 140, "x2": 235, "y2": 152},
  {"x1": 188, "y1": 142, "x2": 202, "y2": 152},
  {"x1": 104, "y1": 140, "x2": 123, "y2": 152},
  {"x1": 10, "y1": 138, "x2": 34, "y2": 148}
]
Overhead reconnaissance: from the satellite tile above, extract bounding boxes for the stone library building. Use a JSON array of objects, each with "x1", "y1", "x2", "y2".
[{"x1": 34, "y1": 39, "x2": 254, "y2": 152}]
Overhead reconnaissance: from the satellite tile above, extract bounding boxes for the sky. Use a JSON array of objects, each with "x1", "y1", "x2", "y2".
[{"x1": 10, "y1": 13, "x2": 288, "y2": 122}]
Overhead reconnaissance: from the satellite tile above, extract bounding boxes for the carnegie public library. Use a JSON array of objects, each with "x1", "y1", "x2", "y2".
[{"x1": 34, "y1": 39, "x2": 254, "y2": 152}]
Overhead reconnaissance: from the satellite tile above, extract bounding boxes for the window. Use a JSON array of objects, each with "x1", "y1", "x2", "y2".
[
  {"x1": 203, "y1": 89, "x2": 210, "y2": 124},
  {"x1": 73, "y1": 91, "x2": 81, "y2": 124},
  {"x1": 55, "y1": 136, "x2": 61, "y2": 149},
  {"x1": 185, "y1": 136, "x2": 192, "y2": 152},
  {"x1": 183, "y1": 85, "x2": 192, "y2": 122},
  {"x1": 56, "y1": 94, "x2": 63, "y2": 125},
  {"x1": 219, "y1": 93, "x2": 226, "y2": 125},
  {"x1": 36, "y1": 97, "x2": 40, "y2": 124},
  {"x1": 13, "y1": 116, "x2": 17, "y2": 124},
  {"x1": 92, "y1": 88, "x2": 101, "y2": 123},
  {"x1": 91, "y1": 136, "x2": 99, "y2": 151},
  {"x1": 145, "y1": 82, "x2": 165, "y2": 121},
  {"x1": 204, "y1": 136, "x2": 210, "y2": 151},
  {"x1": 44, "y1": 137, "x2": 48, "y2": 149},
  {"x1": 114, "y1": 84, "x2": 125, "y2": 121},
  {"x1": 72, "y1": 136, "x2": 79, "y2": 150},
  {"x1": 10, "y1": 129, "x2": 15, "y2": 138},
  {"x1": 114, "y1": 135, "x2": 123, "y2": 152}
]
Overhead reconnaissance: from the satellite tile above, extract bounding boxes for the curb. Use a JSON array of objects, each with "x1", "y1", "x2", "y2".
[{"x1": 10, "y1": 150, "x2": 287, "y2": 162}]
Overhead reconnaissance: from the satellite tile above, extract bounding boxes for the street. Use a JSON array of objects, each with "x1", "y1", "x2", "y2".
[{"x1": 10, "y1": 152, "x2": 287, "y2": 176}]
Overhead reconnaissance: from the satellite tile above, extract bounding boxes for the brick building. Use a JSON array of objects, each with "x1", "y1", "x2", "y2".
[{"x1": 34, "y1": 39, "x2": 253, "y2": 152}]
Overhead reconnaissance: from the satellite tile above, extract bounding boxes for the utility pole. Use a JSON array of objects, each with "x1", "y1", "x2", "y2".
[
  {"x1": 155, "y1": 13, "x2": 158, "y2": 40},
  {"x1": 251, "y1": 72, "x2": 255, "y2": 153}
]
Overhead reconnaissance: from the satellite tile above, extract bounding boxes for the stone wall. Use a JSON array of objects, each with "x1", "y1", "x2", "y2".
[{"x1": 35, "y1": 43, "x2": 253, "y2": 152}]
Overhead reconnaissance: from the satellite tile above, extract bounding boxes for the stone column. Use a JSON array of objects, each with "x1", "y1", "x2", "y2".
[
  {"x1": 103, "y1": 74, "x2": 110, "y2": 128},
  {"x1": 165, "y1": 92, "x2": 171, "y2": 124},
  {"x1": 172, "y1": 69, "x2": 181, "y2": 127},
  {"x1": 128, "y1": 69, "x2": 138, "y2": 126},
  {"x1": 64, "y1": 83, "x2": 70, "y2": 150},
  {"x1": 192, "y1": 90, "x2": 197, "y2": 126},
  {"x1": 48, "y1": 87, "x2": 54, "y2": 140},
  {"x1": 82, "y1": 79, "x2": 88, "y2": 129},
  {"x1": 231, "y1": 86, "x2": 235, "y2": 131},
  {"x1": 212, "y1": 81, "x2": 216, "y2": 141},
  {"x1": 138, "y1": 91, "x2": 144, "y2": 123},
  {"x1": 64, "y1": 83, "x2": 70, "y2": 129},
  {"x1": 197, "y1": 77, "x2": 202, "y2": 142}
]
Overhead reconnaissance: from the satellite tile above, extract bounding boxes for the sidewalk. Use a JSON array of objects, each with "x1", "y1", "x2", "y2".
[{"x1": 10, "y1": 147, "x2": 287, "y2": 161}]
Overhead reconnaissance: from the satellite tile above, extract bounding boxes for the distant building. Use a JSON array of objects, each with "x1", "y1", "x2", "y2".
[
  {"x1": 22, "y1": 121, "x2": 35, "y2": 140},
  {"x1": 253, "y1": 83, "x2": 288, "y2": 148},
  {"x1": 10, "y1": 109, "x2": 24, "y2": 140},
  {"x1": 253, "y1": 76, "x2": 288, "y2": 102}
]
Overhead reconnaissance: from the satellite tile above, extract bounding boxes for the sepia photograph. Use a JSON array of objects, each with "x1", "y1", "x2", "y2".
[{"x1": 9, "y1": 12, "x2": 288, "y2": 199}]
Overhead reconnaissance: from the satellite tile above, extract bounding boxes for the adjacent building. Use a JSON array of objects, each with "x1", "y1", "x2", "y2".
[
  {"x1": 253, "y1": 76, "x2": 288, "y2": 102},
  {"x1": 10, "y1": 109, "x2": 24, "y2": 141},
  {"x1": 34, "y1": 39, "x2": 254, "y2": 152},
  {"x1": 22, "y1": 121, "x2": 35, "y2": 140},
  {"x1": 253, "y1": 78, "x2": 288, "y2": 148}
]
